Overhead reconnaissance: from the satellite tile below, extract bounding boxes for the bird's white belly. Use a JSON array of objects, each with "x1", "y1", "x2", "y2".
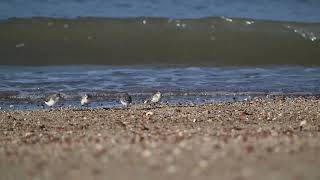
[
  {"x1": 151, "y1": 97, "x2": 159, "y2": 103},
  {"x1": 120, "y1": 99, "x2": 128, "y2": 106},
  {"x1": 45, "y1": 99, "x2": 56, "y2": 106},
  {"x1": 81, "y1": 98, "x2": 89, "y2": 105}
]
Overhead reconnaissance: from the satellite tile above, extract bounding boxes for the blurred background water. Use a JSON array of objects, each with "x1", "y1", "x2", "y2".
[{"x1": 1, "y1": 0, "x2": 320, "y2": 22}]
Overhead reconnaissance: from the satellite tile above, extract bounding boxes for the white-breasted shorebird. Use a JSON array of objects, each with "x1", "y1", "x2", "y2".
[
  {"x1": 120, "y1": 93, "x2": 132, "y2": 107},
  {"x1": 81, "y1": 94, "x2": 92, "y2": 106},
  {"x1": 44, "y1": 93, "x2": 62, "y2": 107},
  {"x1": 144, "y1": 91, "x2": 162, "y2": 104}
]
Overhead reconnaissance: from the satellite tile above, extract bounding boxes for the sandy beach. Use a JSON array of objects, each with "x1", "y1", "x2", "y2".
[{"x1": 1, "y1": 96, "x2": 320, "y2": 180}]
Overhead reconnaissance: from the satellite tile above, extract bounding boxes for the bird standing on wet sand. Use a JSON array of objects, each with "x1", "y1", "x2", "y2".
[
  {"x1": 120, "y1": 93, "x2": 132, "y2": 107},
  {"x1": 81, "y1": 94, "x2": 92, "y2": 106},
  {"x1": 44, "y1": 93, "x2": 62, "y2": 107},
  {"x1": 144, "y1": 91, "x2": 162, "y2": 104}
]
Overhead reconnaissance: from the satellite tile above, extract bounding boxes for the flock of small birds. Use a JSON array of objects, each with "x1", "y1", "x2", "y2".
[{"x1": 44, "y1": 91, "x2": 162, "y2": 108}]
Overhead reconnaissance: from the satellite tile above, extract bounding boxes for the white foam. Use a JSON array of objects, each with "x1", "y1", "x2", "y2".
[
  {"x1": 15, "y1": 43, "x2": 25, "y2": 48},
  {"x1": 245, "y1": 21, "x2": 254, "y2": 25},
  {"x1": 221, "y1": 16, "x2": 233, "y2": 22}
]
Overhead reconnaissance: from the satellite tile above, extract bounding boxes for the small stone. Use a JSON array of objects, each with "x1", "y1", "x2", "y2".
[
  {"x1": 94, "y1": 144, "x2": 106, "y2": 157},
  {"x1": 95, "y1": 144, "x2": 104, "y2": 151},
  {"x1": 142, "y1": 150, "x2": 151, "y2": 158},
  {"x1": 300, "y1": 120, "x2": 307, "y2": 131},
  {"x1": 300, "y1": 120, "x2": 307, "y2": 127},
  {"x1": 239, "y1": 111, "x2": 250, "y2": 116},
  {"x1": 245, "y1": 144, "x2": 254, "y2": 153},
  {"x1": 267, "y1": 112, "x2": 273, "y2": 121},
  {"x1": 199, "y1": 160, "x2": 208, "y2": 168},
  {"x1": 178, "y1": 141, "x2": 187, "y2": 148},
  {"x1": 25, "y1": 132, "x2": 33, "y2": 137},
  {"x1": 173, "y1": 148, "x2": 181, "y2": 156},
  {"x1": 177, "y1": 131, "x2": 184, "y2": 137},
  {"x1": 167, "y1": 165, "x2": 176, "y2": 174},
  {"x1": 165, "y1": 156, "x2": 174, "y2": 163},
  {"x1": 271, "y1": 130, "x2": 278, "y2": 136},
  {"x1": 145, "y1": 111, "x2": 154, "y2": 117}
]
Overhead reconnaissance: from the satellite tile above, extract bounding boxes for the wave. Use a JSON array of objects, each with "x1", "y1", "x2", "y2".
[{"x1": 0, "y1": 17, "x2": 320, "y2": 66}]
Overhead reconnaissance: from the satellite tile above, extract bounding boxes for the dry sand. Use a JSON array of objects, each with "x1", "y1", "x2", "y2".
[{"x1": 0, "y1": 96, "x2": 320, "y2": 180}]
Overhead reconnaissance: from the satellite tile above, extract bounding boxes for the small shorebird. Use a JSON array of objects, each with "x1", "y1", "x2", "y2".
[
  {"x1": 44, "y1": 93, "x2": 62, "y2": 107},
  {"x1": 120, "y1": 93, "x2": 132, "y2": 107},
  {"x1": 81, "y1": 94, "x2": 92, "y2": 106},
  {"x1": 144, "y1": 91, "x2": 162, "y2": 104}
]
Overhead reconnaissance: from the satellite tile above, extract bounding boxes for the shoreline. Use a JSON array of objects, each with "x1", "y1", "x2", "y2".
[{"x1": 1, "y1": 96, "x2": 320, "y2": 180}]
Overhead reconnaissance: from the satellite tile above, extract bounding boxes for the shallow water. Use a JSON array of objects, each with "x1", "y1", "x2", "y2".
[{"x1": 0, "y1": 65, "x2": 319, "y2": 110}]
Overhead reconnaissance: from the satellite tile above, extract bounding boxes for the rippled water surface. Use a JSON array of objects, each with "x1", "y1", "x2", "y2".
[{"x1": 0, "y1": 65, "x2": 319, "y2": 110}]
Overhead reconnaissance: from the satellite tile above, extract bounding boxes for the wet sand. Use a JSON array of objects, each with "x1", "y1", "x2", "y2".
[{"x1": 1, "y1": 96, "x2": 320, "y2": 180}]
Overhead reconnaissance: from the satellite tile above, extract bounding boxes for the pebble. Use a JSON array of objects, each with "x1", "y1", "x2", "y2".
[
  {"x1": 167, "y1": 165, "x2": 177, "y2": 174},
  {"x1": 172, "y1": 148, "x2": 181, "y2": 156},
  {"x1": 25, "y1": 132, "x2": 33, "y2": 137},
  {"x1": 300, "y1": 120, "x2": 307, "y2": 131},
  {"x1": 300, "y1": 120, "x2": 307, "y2": 127},
  {"x1": 177, "y1": 131, "x2": 184, "y2": 137},
  {"x1": 142, "y1": 150, "x2": 151, "y2": 158},
  {"x1": 145, "y1": 111, "x2": 154, "y2": 117},
  {"x1": 199, "y1": 160, "x2": 208, "y2": 168},
  {"x1": 95, "y1": 144, "x2": 103, "y2": 151},
  {"x1": 203, "y1": 110, "x2": 210, "y2": 114}
]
